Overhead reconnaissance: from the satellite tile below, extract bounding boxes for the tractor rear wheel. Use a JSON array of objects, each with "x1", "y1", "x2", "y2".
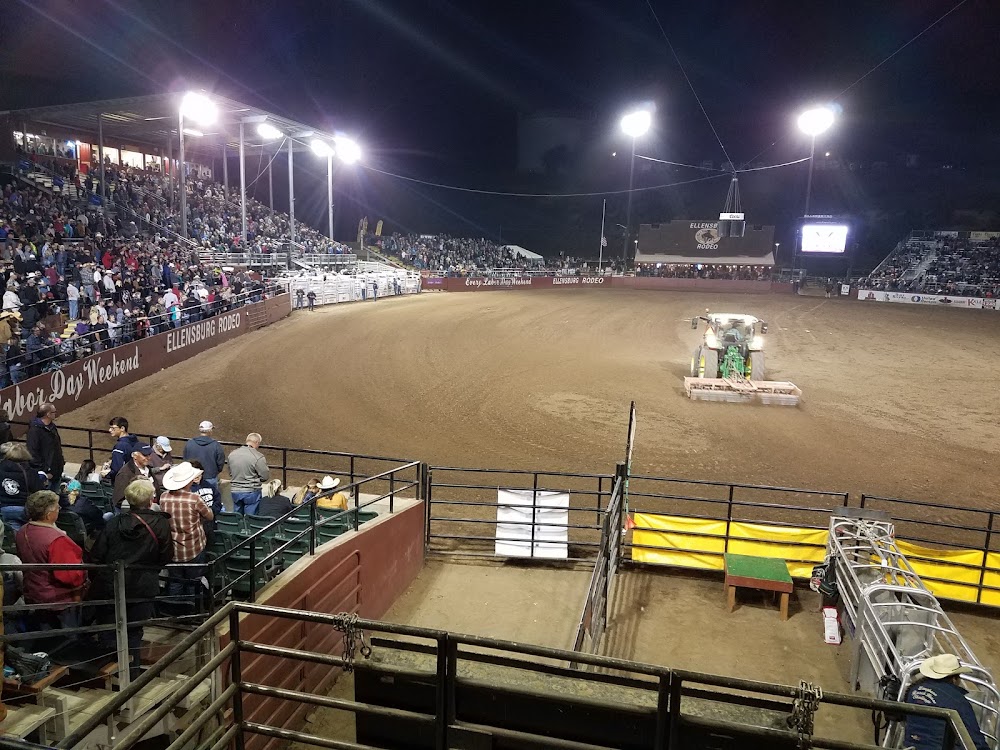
[
  {"x1": 702, "y1": 349, "x2": 719, "y2": 378},
  {"x1": 749, "y1": 351, "x2": 765, "y2": 381},
  {"x1": 690, "y1": 347, "x2": 702, "y2": 377}
]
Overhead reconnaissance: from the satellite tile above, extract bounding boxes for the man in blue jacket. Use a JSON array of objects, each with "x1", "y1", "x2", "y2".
[
  {"x1": 182, "y1": 421, "x2": 225, "y2": 514},
  {"x1": 108, "y1": 417, "x2": 141, "y2": 481},
  {"x1": 904, "y1": 654, "x2": 990, "y2": 750}
]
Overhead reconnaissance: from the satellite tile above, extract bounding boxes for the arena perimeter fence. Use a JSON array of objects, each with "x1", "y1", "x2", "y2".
[{"x1": 22, "y1": 424, "x2": 1000, "y2": 609}]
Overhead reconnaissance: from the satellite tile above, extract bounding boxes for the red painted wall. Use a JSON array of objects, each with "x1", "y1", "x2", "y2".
[{"x1": 219, "y1": 502, "x2": 426, "y2": 750}]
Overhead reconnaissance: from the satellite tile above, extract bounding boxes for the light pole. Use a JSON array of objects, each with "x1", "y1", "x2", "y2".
[
  {"x1": 619, "y1": 108, "x2": 652, "y2": 264},
  {"x1": 256, "y1": 122, "x2": 283, "y2": 219},
  {"x1": 310, "y1": 136, "x2": 362, "y2": 245},
  {"x1": 177, "y1": 92, "x2": 218, "y2": 239},
  {"x1": 797, "y1": 106, "x2": 835, "y2": 217}
]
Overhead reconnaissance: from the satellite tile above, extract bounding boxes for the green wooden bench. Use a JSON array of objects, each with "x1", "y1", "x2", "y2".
[{"x1": 724, "y1": 553, "x2": 794, "y2": 620}]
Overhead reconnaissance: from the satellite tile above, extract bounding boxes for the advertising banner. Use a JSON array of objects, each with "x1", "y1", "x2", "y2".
[
  {"x1": 1, "y1": 296, "x2": 289, "y2": 421},
  {"x1": 858, "y1": 289, "x2": 998, "y2": 310}
]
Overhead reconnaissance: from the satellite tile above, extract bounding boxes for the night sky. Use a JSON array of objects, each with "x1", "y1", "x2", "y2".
[{"x1": 3, "y1": 0, "x2": 996, "y2": 260}]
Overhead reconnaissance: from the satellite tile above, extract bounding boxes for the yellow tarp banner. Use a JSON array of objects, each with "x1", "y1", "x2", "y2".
[
  {"x1": 895, "y1": 541, "x2": 984, "y2": 585},
  {"x1": 728, "y1": 522, "x2": 828, "y2": 577},
  {"x1": 629, "y1": 514, "x2": 1000, "y2": 606},
  {"x1": 631, "y1": 513, "x2": 725, "y2": 569}
]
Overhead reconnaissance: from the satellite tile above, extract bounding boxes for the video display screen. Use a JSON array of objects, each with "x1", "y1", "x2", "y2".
[{"x1": 801, "y1": 224, "x2": 849, "y2": 254}]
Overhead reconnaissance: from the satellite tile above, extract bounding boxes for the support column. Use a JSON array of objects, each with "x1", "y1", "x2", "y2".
[
  {"x1": 97, "y1": 113, "x2": 106, "y2": 204},
  {"x1": 288, "y1": 137, "x2": 295, "y2": 246},
  {"x1": 166, "y1": 138, "x2": 174, "y2": 213},
  {"x1": 179, "y1": 112, "x2": 188, "y2": 239},
  {"x1": 327, "y1": 154, "x2": 334, "y2": 242},
  {"x1": 222, "y1": 142, "x2": 229, "y2": 200},
  {"x1": 268, "y1": 155, "x2": 274, "y2": 217},
  {"x1": 239, "y1": 122, "x2": 248, "y2": 245}
]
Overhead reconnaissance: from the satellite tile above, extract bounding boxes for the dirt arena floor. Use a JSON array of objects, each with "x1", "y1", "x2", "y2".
[
  {"x1": 63, "y1": 289, "x2": 998, "y2": 511},
  {"x1": 61, "y1": 289, "x2": 996, "y2": 743}
]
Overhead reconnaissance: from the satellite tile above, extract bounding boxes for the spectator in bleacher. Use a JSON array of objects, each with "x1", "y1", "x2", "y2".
[
  {"x1": 160, "y1": 462, "x2": 213, "y2": 600},
  {"x1": 91, "y1": 479, "x2": 173, "y2": 678},
  {"x1": 182, "y1": 421, "x2": 225, "y2": 515},
  {"x1": 27, "y1": 403, "x2": 64, "y2": 491},
  {"x1": 112, "y1": 445, "x2": 153, "y2": 509},
  {"x1": 257, "y1": 479, "x2": 294, "y2": 518},
  {"x1": 64, "y1": 479, "x2": 102, "y2": 536},
  {"x1": 148, "y1": 436, "x2": 173, "y2": 494},
  {"x1": 314, "y1": 476, "x2": 348, "y2": 511},
  {"x1": 228, "y1": 433, "x2": 269, "y2": 515},
  {"x1": 108, "y1": 417, "x2": 141, "y2": 480},
  {"x1": 0, "y1": 443, "x2": 45, "y2": 533},
  {"x1": 16, "y1": 490, "x2": 86, "y2": 630}
]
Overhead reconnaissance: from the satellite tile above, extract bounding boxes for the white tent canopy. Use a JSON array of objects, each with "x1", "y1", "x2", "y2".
[{"x1": 504, "y1": 244, "x2": 544, "y2": 262}]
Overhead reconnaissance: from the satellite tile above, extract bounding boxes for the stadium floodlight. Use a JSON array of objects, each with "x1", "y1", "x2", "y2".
[
  {"x1": 257, "y1": 122, "x2": 282, "y2": 141},
  {"x1": 619, "y1": 106, "x2": 653, "y2": 264},
  {"x1": 334, "y1": 136, "x2": 362, "y2": 164},
  {"x1": 797, "y1": 105, "x2": 836, "y2": 217},
  {"x1": 179, "y1": 92, "x2": 218, "y2": 127},
  {"x1": 310, "y1": 138, "x2": 334, "y2": 158},
  {"x1": 620, "y1": 109, "x2": 652, "y2": 139},
  {"x1": 797, "y1": 106, "x2": 835, "y2": 137}
]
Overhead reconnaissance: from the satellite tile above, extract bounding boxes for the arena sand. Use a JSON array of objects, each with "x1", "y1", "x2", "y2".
[{"x1": 62, "y1": 289, "x2": 998, "y2": 510}]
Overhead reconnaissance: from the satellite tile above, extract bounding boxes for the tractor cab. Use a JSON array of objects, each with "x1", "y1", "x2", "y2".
[{"x1": 690, "y1": 313, "x2": 768, "y2": 380}]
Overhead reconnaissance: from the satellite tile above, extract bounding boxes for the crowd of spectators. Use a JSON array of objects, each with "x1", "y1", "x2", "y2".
[
  {"x1": 917, "y1": 237, "x2": 1000, "y2": 298},
  {"x1": 635, "y1": 263, "x2": 772, "y2": 280},
  {"x1": 0, "y1": 410, "x2": 359, "y2": 686},
  {"x1": 380, "y1": 233, "x2": 543, "y2": 275},
  {"x1": 0, "y1": 173, "x2": 287, "y2": 386},
  {"x1": 864, "y1": 236, "x2": 1000, "y2": 297}
]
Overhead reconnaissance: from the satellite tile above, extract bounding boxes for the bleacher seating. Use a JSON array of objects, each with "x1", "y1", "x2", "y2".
[{"x1": 865, "y1": 233, "x2": 1000, "y2": 298}]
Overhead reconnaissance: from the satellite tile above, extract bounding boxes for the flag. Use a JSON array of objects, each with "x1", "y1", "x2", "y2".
[
  {"x1": 601, "y1": 236, "x2": 608, "y2": 247},
  {"x1": 375, "y1": 219, "x2": 383, "y2": 237}
]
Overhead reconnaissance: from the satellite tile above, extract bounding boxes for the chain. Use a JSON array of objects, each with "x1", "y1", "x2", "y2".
[
  {"x1": 331, "y1": 613, "x2": 372, "y2": 672},
  {"x1": 788, "y1": 680, "x2": 823, "y2": 749}
]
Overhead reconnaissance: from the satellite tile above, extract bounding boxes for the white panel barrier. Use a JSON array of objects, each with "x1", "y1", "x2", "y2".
[{"x1": 285, "y1": 269, "x2": 421, "y2": 309}]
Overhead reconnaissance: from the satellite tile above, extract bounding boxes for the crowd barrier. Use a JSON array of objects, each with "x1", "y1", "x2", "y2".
[
  {"x1": 426, "y1": 465, "x2": 1000, "y2": 610},
  {"x1": 283, "y1": 268, "x2": 421, "y2": 307},
  {"x1": 1, "y1": 293, "x2": 289, "y2": 423},
  {"x1": 424, "y1": 276, "x2": 779, "y2": 293}
]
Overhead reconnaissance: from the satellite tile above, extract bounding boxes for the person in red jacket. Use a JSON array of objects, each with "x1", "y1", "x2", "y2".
[{"x1": 15, "y1": 490, "x2": 86, "y2": 630}]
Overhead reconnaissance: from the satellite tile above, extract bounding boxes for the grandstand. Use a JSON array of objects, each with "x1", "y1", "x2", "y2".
[
  {"x1": 865, "y1": 230, "x2": 1000, "y2": 297},
  {"x1": 3, "y1": 92, "x2": 999, "y2": 750}
]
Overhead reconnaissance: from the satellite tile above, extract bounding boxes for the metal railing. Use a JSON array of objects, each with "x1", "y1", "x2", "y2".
[
  {"x1": 425, "y1": 464, "x2": 616, "y2": 561},
  {"x1": 860, "y1": 493, "x2": 1000, "y2": 606},
  {"x1": 206, "y1": 460, "x2": 422, "y2": 604},
  {"x1": 48, "y1": 602, "x2": 983, "y2": 750},
  {"x1": 614, "y1": 474, "x2": 849, "y2": 570}
]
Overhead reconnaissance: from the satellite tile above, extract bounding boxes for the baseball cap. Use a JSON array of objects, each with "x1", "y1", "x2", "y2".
[
  {"x1": 155, "y1": 436, "x2": 172, "y2": 452},
  {"x1": 136, "y1": 445, "x2": 153, "y2": 456},
  {"x1": 198, "y1": 420, "x2": 214, "y2": 432}
]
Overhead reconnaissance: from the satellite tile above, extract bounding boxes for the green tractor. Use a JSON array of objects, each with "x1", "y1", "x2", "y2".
[{"x1": 690, "y1": 312, "x2": 768, "y2": 381}]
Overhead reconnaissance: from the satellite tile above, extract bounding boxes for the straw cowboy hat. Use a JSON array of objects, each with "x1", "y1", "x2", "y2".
[
  {"x1": 317, "y1": 476, "x2": 341, "y2": 491},
  {"x1": 919, "y1": 654, "x2": 972, "y2": 680},
  {"x1": 162, "y1": 461, "x2": 203, "y2": 491}
]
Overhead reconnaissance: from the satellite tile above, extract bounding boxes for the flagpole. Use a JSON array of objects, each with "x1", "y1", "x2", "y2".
[{"x1": 598, "y1": 199, "x2": 606, "y2": 272}]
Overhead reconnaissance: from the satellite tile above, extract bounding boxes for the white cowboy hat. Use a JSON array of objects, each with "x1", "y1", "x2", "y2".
[
  {"x1": 919, "y1": 654, "x2": 971, "y2": 680},
  {"x1": 317, "y1": 476, "x2": 341, "y2": 491},
  {"x1": 162, "y1": 461, "x2": 203, "y2": 491}
]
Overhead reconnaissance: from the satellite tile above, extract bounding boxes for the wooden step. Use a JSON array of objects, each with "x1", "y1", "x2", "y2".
[
  {"x1": 1, "y1": 703, "x2": 57, "y2": 739},
  {"x1": 40, "y1": 687, "x2": 118, "y2": 744}
]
